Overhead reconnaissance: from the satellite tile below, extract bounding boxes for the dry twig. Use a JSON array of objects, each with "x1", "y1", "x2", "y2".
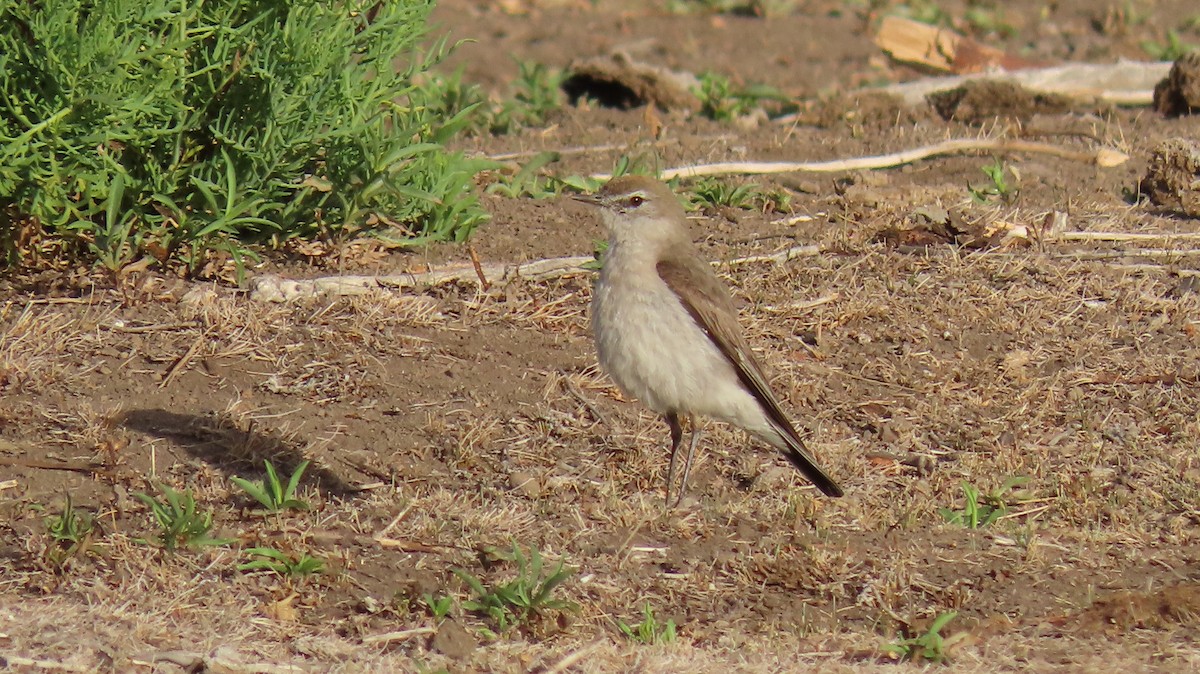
[
  {"x1": 249, "y1": 246, "x2": 820, "y2": 303},
  {"x1": 601, "y1": 138, "x2": 1128, "y2": 181},
  {"x1": 361, "y1": 627, "x2": 437, "y2": 645}
]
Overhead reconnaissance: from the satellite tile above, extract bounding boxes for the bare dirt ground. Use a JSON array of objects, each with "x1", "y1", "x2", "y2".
[{"x1": 4, "y1": 1, "x2": 1200, "y2": 672}]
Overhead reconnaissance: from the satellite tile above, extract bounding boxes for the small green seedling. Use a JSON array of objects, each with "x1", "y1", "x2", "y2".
[
  {"x1": 689, "y1": 178, "x2": 760, "y2": 209},
  {"x1": 238, "y1": 547, "x2": 324, "y2": 576},
  {"x1": 940, "y1": 476, "x2": 1029, "y2": 529},
  {"x1": 423, "y1": 593, "x2": 454, "y2": 621},
  {"x1": 882, "y1": 611, "x2": 963, "y2": 663},
  {"x1": 1142, "y1": 30, "x2": 1199, "y2": 61},
  {"x1": 230, "y1": 460, "x2": 311, "y2": 512},
  {"x1": 617, "y1": 602, "x2": 677, "y2": 644},
  {"x1": 694, "y1": 71, "x2": 789, "y2": 121},
  {"x1": 964, "y1": 6, "x2": 1016, "y2": 37},
  {"x1": 968, "y1": 158, "x2": 1018, "y2": 203},
  {"x1": 488, "y1": 60, "x2": 566, "y2": 134},
  {"x1": 894, "y1": 0, "x2": 953, "y2": 27},
  {"x1": 135, "y1": 485, "x2": 232, "y2": 551},
  {"x1": 486, "y1": 152, "x2": 562, "y2": 199},
  {"x1": 45, "y1": 493, "x2": 94, "y2": 546},
  {"x1": 454, "y1": 542, "x2": 577, "y2": 632},
  {"x1": 44, "y1": 493, "x2": 97, "y2": 566}
]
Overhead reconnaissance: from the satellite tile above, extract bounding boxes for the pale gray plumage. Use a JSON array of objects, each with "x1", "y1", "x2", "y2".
[{"x1": 576, "y1": 175, "x2": 843, "y2": 504}]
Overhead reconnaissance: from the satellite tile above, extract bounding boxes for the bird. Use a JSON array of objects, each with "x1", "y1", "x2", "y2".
[{"x1": 575, "y1": 175, "x2": 844, "y2": 505}]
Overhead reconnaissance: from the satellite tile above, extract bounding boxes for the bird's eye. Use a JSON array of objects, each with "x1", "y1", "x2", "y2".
[{"x1": 628, "y1": 195, "x2": 644, "y2": 207}]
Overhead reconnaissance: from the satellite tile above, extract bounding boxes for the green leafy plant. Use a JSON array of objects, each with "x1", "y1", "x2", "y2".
[
  {"x1": 666, "y1": 0, "x2": 753, "y2": 13},
  {"x1": 423, "y1": 593, "x2": 454, "y2": 621},
  {"x1": 694, "y1": 71, "x2": 788, "y2": 121},
  {"x1": 488, "y1": 60, "x2": 566, "y2": 134},
  {"x1": 412, "y1": 66, "x2": 488, "y2": 127},
  {"x1": 968, "y1": 158, "x2": 1018, "y2": 203},
  {"x1": 2, "y1": 0, "x2": 489, "y2": 274},
  {"x1": 881, "y1": 611, "x2": 962, "y2": 663},
  {"x1": 45, "y1": 493, "x2": 94, "y2": 546},
  {"x1": 486, "y1": 152, "x2": 562, "y2": 199},
  {"x1": 238, "y1": 546, "x2": 324, "y2": 576},
  {"x1": 940, "y1": 476, "x2": 1029, "y2": 529},
  {"x1": 760, "y1": 185, "x2": 793, "y2": 212},
  {"x1": 891, "y1": 1, "x2": 953, "y2": 28},
  {"x1": 617, "y1": 603, "x2": 677, "y2": 644},
  {"x1": 454, "y1": 542, "x2": 577, "y2": 632},
  {"x1": 230, "y1": 460, "x2": 310, "y2": 513},
  {"x1": 964, "y1": 6, "x2": 1016, "y2": 38},
  {"x1": 556, "y1": 174, "x2": 605, "y2": 194},
  {"x1": 1141, "y1": 30, "x2": 1199, "y2": 61},
  {"x1": 43, "y1": 493, "x2": 97, "y2": 567},
  {"x1": 134, "y1": 485, "x2": 231, "y2": 551},
  {"x1": 687, "y1": 178, "x2": 793, "y2": 213},
  {"x1": 688, "y1": 178, "x2": 761, "y2": 209}
]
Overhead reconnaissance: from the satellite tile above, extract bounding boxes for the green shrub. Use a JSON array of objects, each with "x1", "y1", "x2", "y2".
[{"x1": 1, "y1": 0, "x2": 490, "y2": 274}]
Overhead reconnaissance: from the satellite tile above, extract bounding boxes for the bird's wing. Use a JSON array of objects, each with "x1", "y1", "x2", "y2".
[{"x1": 656, "y1": 254, "x2": 844, "y2": 497}]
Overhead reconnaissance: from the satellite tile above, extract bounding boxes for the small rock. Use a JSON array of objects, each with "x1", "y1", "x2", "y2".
[
  {"x1": 508, "y1": 471, "x2": 541, "y2": 499},
  {"x1": 432, "y1": 620, "x2": 477, "y2": 659}
]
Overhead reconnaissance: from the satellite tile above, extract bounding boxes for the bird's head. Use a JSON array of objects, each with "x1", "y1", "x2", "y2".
[{"x1": 574, "y1": 175, "x2": 689, "y2": 250}]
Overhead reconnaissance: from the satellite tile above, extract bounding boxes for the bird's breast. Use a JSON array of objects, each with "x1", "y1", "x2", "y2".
[{"x1": 591, "y1": 259, "x2": 738, "y2": 416}]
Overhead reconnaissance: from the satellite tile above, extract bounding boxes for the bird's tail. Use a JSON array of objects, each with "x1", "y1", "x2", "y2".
[{"x1": 770, "y1": 426, "x2": 844, "y2": 497}]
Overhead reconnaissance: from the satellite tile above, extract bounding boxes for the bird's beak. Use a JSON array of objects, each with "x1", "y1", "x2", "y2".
[{"x1": 572, "y1": 193, "x2": 602, "y2": 206}]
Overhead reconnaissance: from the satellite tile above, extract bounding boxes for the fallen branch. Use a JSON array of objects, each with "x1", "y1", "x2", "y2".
[
  {"x1": 1055, "y1": 231, "x2": 1200, "y2": 242},
  {"x1": 133, "y1": 648, "x2": 305, "y2": 673},
  {"x1": 361, "y1": 627, "x2": 437, "y2": 645},
  {"x1": 250, "y1": 246, "x2": 819, "y2": 303},
  {"x1": 722, "y1": 244, "x2": 820, "y2": 267},
  {"x1": 249, "y1": 256, "x2": 591, "y2": 302},
  {"x1": 0, "y1": 655, "x2": 88, "y2": 672},
  {"x1": 871, "y1": 59, "x2": 1172, "y2": 106},
  {"x1": 539, "y1": 640, "x2": 605, "y2": 674},
  {"x1": 159, "y1": 333, "x2": 206, "y2": 388},
  {"x1": 373, "y1": 536, "x2": 463, "y2": 553},
  {"x1": 1052, "y1": 248, "x2": 1200, "y2": 261},
  {"x1": 248, "y1": 239, "x2": 1200, "y2": 306},
  {"x1": 592, "y1": 138, "x2": 1127, "y2": 181},
  {"x1": 0, "y1": 456, "x2": 113, "y2": 478},
  {"x1": 1106, "y1": 263, "x2": 1200, "y2": 276}
]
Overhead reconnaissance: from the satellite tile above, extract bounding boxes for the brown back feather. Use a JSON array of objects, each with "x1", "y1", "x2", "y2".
[{"x1": 656, "y1": 252, "x2": 844, "y2": 497}]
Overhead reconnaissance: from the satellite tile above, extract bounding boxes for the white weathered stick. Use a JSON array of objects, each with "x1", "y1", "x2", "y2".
[
  {"x1": 250, "y1": 246, "x2": 820, "y2": 303},
  {"x1": 591, "y1": 138, "x2": 1127, "y2": 181},
  {"x1": 249, "y1": 256, "x2": 592, "y2": 302},
  {"x1": 1055, "y1": 231, "x2": 1200, "y2": 242},
  {"x1": 361, "y1": 627, "x2": 437, "y2": 645},
  {"x1": 870, "y1": 59, "x2": 1172, "y2": 106},
  {"x1": 1052, "y1": 248, "x2": 1200, "y2": 260},
  {"x1": 722, "y1": 244, "x2": 821, "y2": 267}
]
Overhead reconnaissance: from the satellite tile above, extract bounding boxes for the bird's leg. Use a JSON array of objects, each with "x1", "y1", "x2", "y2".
[
  {"x1": 674, "y1": 415, "x2": 702, "y2": 507},
  {"x1": 664, "y1": 412, "x2": 683, "y2": 507}
]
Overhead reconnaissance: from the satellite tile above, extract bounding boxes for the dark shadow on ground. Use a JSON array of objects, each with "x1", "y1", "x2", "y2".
[{"x1": 120, "y1": 408, "x2": 361, "y2": 498}]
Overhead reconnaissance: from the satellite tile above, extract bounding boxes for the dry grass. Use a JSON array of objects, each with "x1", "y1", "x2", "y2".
[
  {"x1": 9, "y1": 231, "x2": 1200, "y2": 671},
  {"x1": 4, "y1": 160, "x2": 1200, "y2": 673},
  {"x1": 7, "y1": 46, "x2": 1200, "y2": 670}
]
